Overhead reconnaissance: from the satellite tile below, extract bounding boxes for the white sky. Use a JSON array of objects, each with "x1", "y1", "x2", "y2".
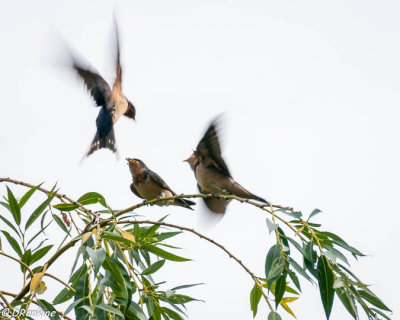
[{"x1": 1, "y1": 0, "x2": 399, "y2": 319}]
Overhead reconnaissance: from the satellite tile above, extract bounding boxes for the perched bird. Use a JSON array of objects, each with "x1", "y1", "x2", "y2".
[
  {"x1": 69, "y1": 19, "x2": 135, "y2": 157},
  {"x1": 127, "y1": 158, "x2": 196, "y2": 210},
  {"x1": 184, "y1": 117, "x2": 268, "y2": 213}
]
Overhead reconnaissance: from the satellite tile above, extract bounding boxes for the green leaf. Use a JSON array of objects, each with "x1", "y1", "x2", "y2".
[
  {"x1": 321, "y1": 231, "x2": 364, "y2": 257},
  {"x1": 336, "y1": 288, "x2": 358, "y2": 319},
  {"x1": 101, "y1": 231, "x2": 135, "y2": 246},
  {"x1": 0, "y1": 215, "x2": 21, "y2": 238},
  {"x1": 6, "y1": 186, "x2": 21, "y2": 225},
  {"x1": 37, "y1": 299, "x2": 61, "y2": 320},
  {"x1": 64, "y1": 296, "x2": 87, "y2": 315},
  {"x1": 285, "y1": 237, "x2": 305, "y2": 255},
  {"x1": 86, "y1": 247, "x2": 106, "y2": 276},
  {"x1": 317, "y1": 256, "x2": 335, "y2": 319},
  {"x1": 250, "y1": 283, "x2": 262, "y2": 317},
  {"x1": 1, "y1": 230, "x2": 22, "y2": 257},
  {"x1": 358, "y1": 290, "x2": 391, "y2": 311},
  {"x1": 288, "y1": 258, "x2": 313, "y2": 283},
  {"x1": 288, "y1": 270, "x2": 301, "y2": 292},
  {"x1": 52, "y1": 214, "x2": 70, "y2": 234},
  {"x1": 78, "y1": 192, "x2": 107, "y2": 207},
  {"x1": 31, "y1": 245, "x2": 53, "y2": 264},
  {"x1": 102, "y1": 257, "x2": 128, "y2": 298},
  {"x1": 142, "y1": 259, "x2": 165, "y2": 275},
  {"x1": 324, "y1": 247, "x2": 349, "y2": 266},
  {"x1": 142, "y1": 244, "x2": 190, "y2": 262},
  {"x1": 266, "y1": 218, "x2": 279, "y2": 234},
  {"x1": 53, "y1": 203, "x2": 78, "y2": 212},
  {"x1": 308, "y1": 208, "x2": 322, "y2": 221},
  {"x1": 94, "y1": 303, "x2": 124, "y2": 318},
  {"x1": 126, "y1": 301, "x2": 147, "y2": 320},
  {"x1": 266, "y1": 257, "x2": 285, "y2": 281},
  {"x1": 275, "y1": 272, "x2": 287, "y2": 308},
  {"x1": 19, "y1": 184, "x2": 42, "y2": 208},
  {"x1": 304, "y1": 240, "x2": 317, "y2": 263},
  {"x1": 25, "y1": 191, "x2": 56, "y2": 230},
  {"x1": 163, "y1": 307, "x2": 185, "y2": 320},
  {"x1": 171, "y1": 283, "x2": 204, "y2": 291},
  {"x1": 268, "y1": 311, "x2": 282, "y2": 320},
  {"x1": 282, "y1": 211, "x2": 302, "y2": 219},
  {"x1": 155, "y1": 231, "x2": 182, "y2": 241},
  {"x1": 265, "y1": 244, "x2": 281, "y2": 279}
]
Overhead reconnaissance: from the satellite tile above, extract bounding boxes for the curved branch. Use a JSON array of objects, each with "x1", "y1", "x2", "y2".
[
  {"x1": 0, "y1": 251, "x2": 34, "y2": 277},
  {"x1": 0, "y1": 177, "x2": 94, "y2": 216}
]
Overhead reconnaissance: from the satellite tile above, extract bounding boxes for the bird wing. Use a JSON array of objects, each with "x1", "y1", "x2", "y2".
[
  {"x1": 196, "y1": 119, "x2": 231, "y2": 177},
  {"x1": 130, "y1": 183, "x2": 144, "y2": 199},
  {"x1": 73, "y1": 63, "x2": 112, "y2": 107},
  {"x1": 148, "y1": 170, "x2": 176, "y2": 196},
  {"x1": 112, "y1": 16, "x2": 123, "y2": 95}
]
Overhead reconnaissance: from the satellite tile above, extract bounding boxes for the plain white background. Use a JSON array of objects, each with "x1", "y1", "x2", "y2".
[{"x1": 0, "y1": 0, "x2": 399, "y2": 319}]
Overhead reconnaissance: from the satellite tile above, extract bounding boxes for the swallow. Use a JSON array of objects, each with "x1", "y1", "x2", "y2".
[
  {"x1": 70, "y1": 18, "x2": 135, "y2": 157},
  {"x1": 127, "y1": 158, "x2": 196, "y2": 210},
  {"x1": 184, "y1": 117, "x2": 268, "y2": 213}
]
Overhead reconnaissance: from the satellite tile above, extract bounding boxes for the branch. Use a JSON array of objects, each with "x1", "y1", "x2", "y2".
[
  {"x1": 0, "y1": 177, "x2": 94, "y2": 216},
  {"x1": 0, "y1": 251, "x2": 34, "y2": 277}
]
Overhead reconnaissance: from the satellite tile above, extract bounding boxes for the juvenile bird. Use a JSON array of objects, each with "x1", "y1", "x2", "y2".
[
  {"x1": 70, "y1": 19, "x2": 135, "y2": 157},
  {"x1": 127, "y1": 158, "x2": 196, "y2": 210},
  {"x1": 184, "y1": 117, "x2": 268, "y2": 213}
]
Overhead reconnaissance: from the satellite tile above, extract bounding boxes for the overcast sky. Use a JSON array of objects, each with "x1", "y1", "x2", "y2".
[{"x1": 1, "y1": 0, "x2": 400, "y2": 319}]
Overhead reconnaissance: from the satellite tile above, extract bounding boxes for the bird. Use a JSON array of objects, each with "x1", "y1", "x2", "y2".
[
  {"x1": 69, "y1": 18, "x2": 135, "y2": 157},
  {"x1": 127, "y1": 158, "x2": 196, "y2": 210},
  {"x1": 184, "y1": 117, "x2": 269, "y2": 213}
]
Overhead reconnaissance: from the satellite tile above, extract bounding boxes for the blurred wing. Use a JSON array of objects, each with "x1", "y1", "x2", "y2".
[
  {"x1": 196, "y1": 119, "x2": 231, "y2": 177},
  {"x1": 112, "y1": 15, "x2": 122, "y2": 93},
  {"x1": 197, "y1": 183, "x2": 229, "y2": 213},
  {"x1": 73, "y1": 62, "x2": 111, "y2": 107},
  {"x1": 148, "y1": 170, "x2": 176, "y2": 195}
]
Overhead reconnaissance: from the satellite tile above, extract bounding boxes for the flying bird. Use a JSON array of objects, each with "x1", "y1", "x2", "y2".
[
  {"x1": 127, "y1": 158, "x2": 196, "y2": 210},
  {"x1": 69, "y1": 19, "x2": 135, "y2": 157},
  {"x1": 184, "y1": 117, "x2": 268, "y2": 213}
]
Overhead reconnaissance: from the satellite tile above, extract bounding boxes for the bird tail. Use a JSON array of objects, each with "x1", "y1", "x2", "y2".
[
  {"x1": 250, "y1": 193, "x2": 269, "y2": 205},
  {"x1": 86, "y1": 128, "x2": 117, "y2": 157},
  {"x1": 174, "y1": 198, "x2": 196, "y2": 211}
]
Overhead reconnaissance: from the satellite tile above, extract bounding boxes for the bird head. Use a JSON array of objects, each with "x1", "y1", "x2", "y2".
[
  {"x1": 183, "y1": 152, "x2": 198, "y2": 171},
  {"x1": 126, "y1": 158, "x2": 147, "y2": 175}
]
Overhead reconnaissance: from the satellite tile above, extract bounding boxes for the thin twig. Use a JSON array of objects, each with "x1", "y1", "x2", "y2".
[
  {"x1": 0, "y1": 251, "x2": 34, "y2": 277},
  {"x1": 44, "y1": 273, "x2": 76, "y2": 292}
]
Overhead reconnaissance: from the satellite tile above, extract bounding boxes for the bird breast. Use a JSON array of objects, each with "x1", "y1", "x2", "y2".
[{"x1": 111, "y1": 97, "x2": 128, "y2": 123}]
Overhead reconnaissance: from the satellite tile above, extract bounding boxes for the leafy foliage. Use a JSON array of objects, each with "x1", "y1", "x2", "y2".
[{"x1": 0, "y1": 180, "x2": 393, "y2": 319}]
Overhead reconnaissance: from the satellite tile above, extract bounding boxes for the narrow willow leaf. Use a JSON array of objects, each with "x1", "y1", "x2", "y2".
[
  {"x1": 266, "y1": 218, "x2": 279, "y2": 234},
  {"x1": 265, "y1": 245, "x2": 281, "y2": 279},
  {"x1": 288, "y1": 270, "x2": 301, "y2": 292},
  {"x1": 317, "y1": 256, "x2": 335, "y2": 319},
  {"x1": 6, "y1": 186, "x2": 21, "y2": 225},
  {"x1": 325, "y1": 247, "x2": 349, "y2": 266},
  {"x1": 94, "y1": 303, "x2": 124, "y2": 318},
  {"x1": 126, "y1": 301, "x2": 147, "y2": 320},
  {"x1": 288, "y1": 258, "x2": 313, "y2": 282},
  {"x1": 53, "y1": 203, "x2": 78, "y2": 212},
  {"x1": 275, "y1": 272, "x2": 287, "y2": 308},
  {"x1": 64, "y1": 296, "x2": 87, "y2": 315},
  {"x1": 78, "y1": 192, "x2": 107, "y2": 207},
  {"x1": 282, "y1": 211, "x2": 302, "y2": 219},
  {"x1": 142, "y1": 244, "x2": 190, "y2": 262},
  {"x1": 155, "y1": 231, "x2": 182, "y2": 241},
  {"x1": 0, "y1": 215, "x2": 21, "y2": 238},
  {"x1": 142, "y1": 259, "x2": 165, "y2": 275},
  {"x1": 25, "y1": 191, "x2": 56, "y2": 230},
  {"x1": 86, "y1": 247, "x2": 106, "y2": 276},
  {"x1": 31, "y1": 245, "x2": 53, "y2": 264},
  {"x1": 52, "y1": 214, "x2": 70, "y2": 234},
  {"x1": 266, "y1": 257, "x2": 285, "y2": 281},
  {"x1": 27, "y1": 220, "x2": 52, "y2": 247},
  {"x1": 304, "y1": 240, "x2": 316, "y2": 263},
  {"x1": 1, "y1": 230, "x2": 22, "y2": 257},
  {"x1": 171, "y1": 283, "x2": 204, "y2": 291},
  {"x1": 163, "y1": 307, "x2": 185, "y2": 320},
  {"x1": 358, "y1": 290, "x2": 391, "y2": 311},
  {"x1": 37, "y1": 299, "x2": 60, "y2": 320},
  {"x1": 333, "y1": 278, "x2": 345, "y2": 289},
  {"x1": 336, "y1": 288, "x2": 358, "y2": 319},
  {"x1": 371, "y1": 308, "x2": 392, "y2": 320},
  {"x1": 286, "y1": 237, "x2": 305, "y2": 255},
  {"x1": 268, "y1": 311, "x2": 282, "y2": 320},
  {"x1": 102, "y1": 257, "x2": 128, "y2": 298},
  {"x1": 250, "y1": 283, "x2": 262, "y2": 317},
  {"x1": 308, "y1": 208, "x2": 322, "y2": 221},
  {"x1": 19, "y1": 184, "x2": 42, "y2": 208},
  {"x1": 79, "y1": 305, "x2": 94, "y2": 316},
  {"x1": 120, "y1": 230, "x2": 136, "y2": 243},
  {"x1": 102, "y1": 231, "x2": 135, "y2": 246},
  {"x1": 81, "y1": 232, "x2": 92, "y2": 245},
  {"x1": 321, "y1": 231, "x2": 364, "y2": 257}
]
